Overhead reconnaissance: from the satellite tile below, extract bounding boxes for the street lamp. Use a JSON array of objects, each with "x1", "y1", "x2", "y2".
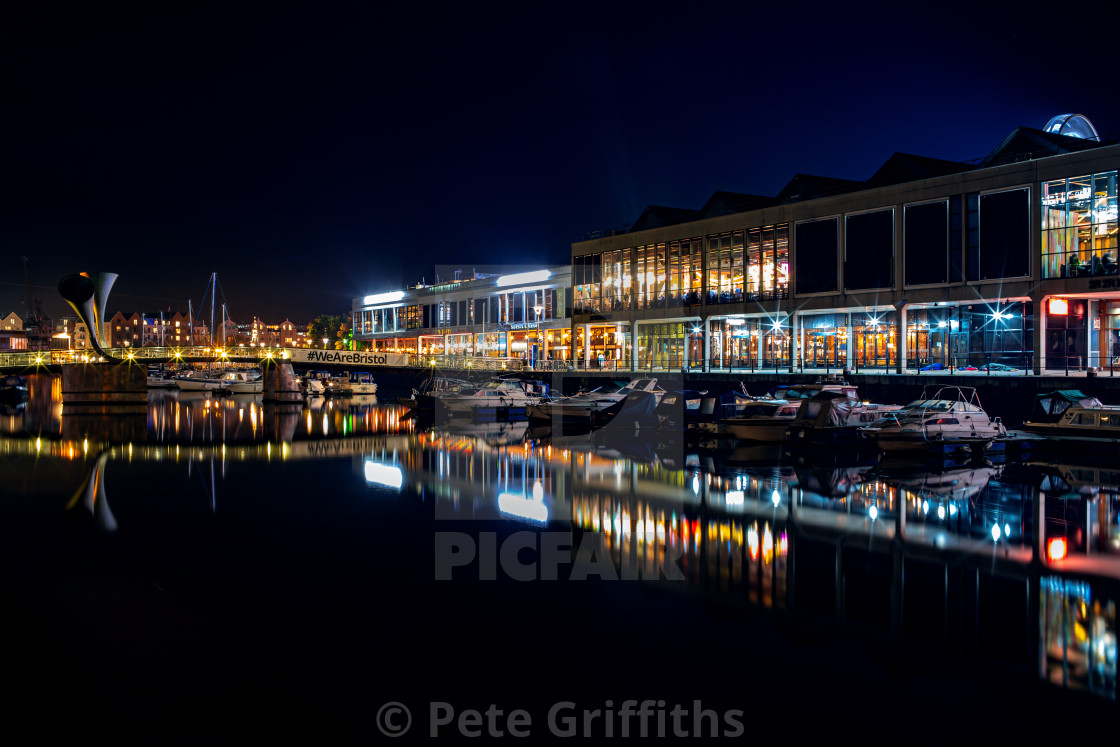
[{"x1": 322, "y1": 337, "x2": 329, "y2": 349}]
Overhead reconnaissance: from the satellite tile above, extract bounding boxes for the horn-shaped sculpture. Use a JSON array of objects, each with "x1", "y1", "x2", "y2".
[
  {"x1": 64, "y1": 452, "x2": 118, "y2": 532},
  {"x1": 58, "y1": 272, "x2": 119, "y2": 361}
]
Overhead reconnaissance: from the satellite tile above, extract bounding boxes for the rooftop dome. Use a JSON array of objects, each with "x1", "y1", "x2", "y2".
[{"x1": 1044, "y1": 113, "x2": 1100, "y2": 141}]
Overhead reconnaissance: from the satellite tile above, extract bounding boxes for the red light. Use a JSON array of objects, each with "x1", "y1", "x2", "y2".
[
  {"x1": 1047, "y1": 537, "x2": 1068, "y2": 561},
  {"x1": 1048, "y1": 298, "x2": 1069, "y2": 315}
]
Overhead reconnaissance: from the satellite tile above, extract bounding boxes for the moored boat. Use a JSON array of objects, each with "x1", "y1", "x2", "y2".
[
  {"x1": 399, "y1": 376, "x2": 476, "y2": 412},
  {"x1": 787, "y1": 390, "x2": 903, "y2": 448},
  {"x1": 436, "y1": 376, "x2": 550, "y2": 417},
  {"x1": 347, "y1": 371, "x2": 378, "y2": 395},
  {"x1": 525, "y1": 377, "x2": 664, "y2": 427},
  {"x1": 0, "y1": 374, "x2": 29, "y2": 402},
  {"x1": 716, "y1": 399, "x2": 802, "y2": 442},
  {"x1": 215, "y1": 370, "x2": 263, "y2": 394},
  {"x1": 859, "y1": 386, "x2": 1006, "y2": 457},
  {"x1": 1017, "y1": 390, "x2": 1120, "y2": 449}
]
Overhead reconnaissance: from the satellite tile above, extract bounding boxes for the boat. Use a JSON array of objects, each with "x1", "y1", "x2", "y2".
[
  {"x1": 787, "y1": 390, "x2": 903, "y2": 448},
  {"x1": 215, "y1": 370, "x2": 263, "y2": 394},
  {"x1": 525, "y1": 377, "x2": 664, "y2": 428},
  {"x1": 399, "y1": 376, "x2": 477, "y2": 413},
  {"x1": 173, "y1": 370, "x2": 224, "y2": 391},
  {"x1": 435, "y1": 377, "x2": 550, "y2": 418},
  {"x1": 715, "y1": 399, "x2": 802, "y2": 442},
  {"x1": 0, "y1": 374, "x2": 29, "y2": 403},
  {"x1": 146, "y1": 366, "x2": 178, "y2": 388},
  {"x1": 298, "y1": 370, "x2": 331, "y2": 395},
  {"x1": 858, "y1": 386, "x2": 1006, "y2": 457},
  {"x1": 1017, "y1": 390, "x2": 1120, "y2": 449},
  {"x1": 347, "y1": 371, "x2": 378, "y2": 395}
]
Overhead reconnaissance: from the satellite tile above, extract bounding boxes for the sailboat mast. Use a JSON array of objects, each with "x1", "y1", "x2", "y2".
[{"x1": 210, "y1": 272, "x2": 216, "y2": 348}]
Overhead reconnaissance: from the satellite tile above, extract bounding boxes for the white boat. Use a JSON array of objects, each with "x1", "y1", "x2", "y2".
[
  {"x1": 436, "y1": 377, "x2": 550, "y2": 416},
  {"x1": 399, "y1": 376, "x2": 477, "y2": 412},
  {"x1": 717, "y1": 399, "x2": 802, "y2": 442},
  {"x1": 787, "y1": 390, "x2": 903, "y2": 448},
  {"x1": 526, "y1": 377, "x2": 664, "y2": 425},
  {"x1": 216, "y1": 371, "x2": 263, "y2": 394},
  {"x1": 1018, "y1": 389, "x2": 1120, "y2": 448},
  {"x1": 859, "y1": 386, "x2": 1006, "y2": 456},
  {"x1": 347, "y1": 371, "x2": 378, "y2": 395},
  {"x1": 146, "y1": 367, "x2": 178, "y2": 388},
  {"x1": 174, "y1": 370, "x2": 223, "y2": 391}
]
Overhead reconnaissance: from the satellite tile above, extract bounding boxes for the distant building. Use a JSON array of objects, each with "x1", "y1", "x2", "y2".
[{"x1": 2, "y1": 312, "x2": 22, "y2": 331}]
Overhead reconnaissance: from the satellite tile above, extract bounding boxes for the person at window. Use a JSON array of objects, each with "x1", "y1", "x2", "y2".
[
  {"x1": 1092, "y1": 254, "x2": 1105, "y2": 276},
  {"x1": 1104, "y1": 253, "x2": 1118, "y2": 275},
  {"x1": 1068, "y1": 254, "x2": 1083, "y2": 276}
]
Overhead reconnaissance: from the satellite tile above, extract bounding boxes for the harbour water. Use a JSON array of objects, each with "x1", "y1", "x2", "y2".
[{"x1": 2, "y1": 375, "x2": 1117, "y2": 742}]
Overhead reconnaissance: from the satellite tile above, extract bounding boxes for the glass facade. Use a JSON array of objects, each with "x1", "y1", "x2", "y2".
[
  {"x1": 636, "y1": 322, "x2": 685, "y2": 369},
  {"x1": 800, "y1": 313, "x2": 848, "y2": 369},
  {"x1": 1042, "y1": 170, "x2": 1119, "y2": 279}
]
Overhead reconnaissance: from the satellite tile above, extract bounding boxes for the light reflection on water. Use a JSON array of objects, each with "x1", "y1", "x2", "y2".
[{"x1": 1, "y1": 385, "x2": 1118, "y2": 706}]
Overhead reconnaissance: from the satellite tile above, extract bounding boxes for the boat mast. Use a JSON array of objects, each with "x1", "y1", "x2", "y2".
[
  {"x1": 222, "y1": 303, "x2": 226, "y2": 347},
  {"x1": 210, "y1": 271, "x2": 216, "y2": 348}
]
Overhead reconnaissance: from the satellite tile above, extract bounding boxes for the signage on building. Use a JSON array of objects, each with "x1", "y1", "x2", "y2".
[
  {"x1": 1042, "y1": 187, "x2": 1091, "y2": 206},
  {"x1": 285, "y1": 349, "x2": 409, "y2": 366},
  {"x1": 508, "y1": 322, "x2": 539, "y2": 330}
]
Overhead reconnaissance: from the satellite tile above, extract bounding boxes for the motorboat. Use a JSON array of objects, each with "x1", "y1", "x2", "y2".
[
  {"x1": 399, "y1": 376, "x2": 477, "y2": 412},
  {"x1": 174, "y1": 370, "x2": 224, "y2": 391},
  {"x1": 525, "y1": 377, "x2": 664, "y2": 426},
  {"x1": 716, "y1": 399, "x2": 802, "y2": 442},
  {"x1": 0, "y1": 374, "x2": 29, "y2": 403},
  {"x1": 146, "y1": 366, "x2": 178, "y2": 388},
  {"x1": 787, "y1": 390, "x2": 903, "y2": 448},
  {"x1": 436, "y1": 377, "x2": 550, "y2": 417},
  {"x1": 298, "y1": 370, "x2": 331, "y2": 395},
  {"x1": 1017, "y1": 389, "x2": 1120, "y2": 449},
  {"x1": 858, "y1": 386, "x2": 1006, "y2": 457},
  {"x1": 215, "y1": 370, "x2": 263, "y2": 394},
  {"x1": 347, "y1": 371, "x2": 378, "y2": 395}
]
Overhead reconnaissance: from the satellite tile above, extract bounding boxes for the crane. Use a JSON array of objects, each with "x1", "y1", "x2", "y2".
[{"x1": 21, "y1": 256, "x2": 51, "y2": 350}]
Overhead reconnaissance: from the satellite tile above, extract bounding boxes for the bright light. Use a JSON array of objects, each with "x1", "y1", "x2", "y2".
[
  {"x1": 1004, "y1": 523, "x2": 1011, "y2": 538},
  {"x1": 1047, "y1": 537, "x2": 1068, "y2": 561},
  {"x1": 725, "y1": 490, "x2": 744, "y2": 506},
  {"x1": 937, "y1": 505, "x2": 946, "y2": 520},
  {"x1": 771, "y1": 489, "x2": 780, "y2": 506},
  {"x1": 498, "y1": 492, "x2": 548, "y2": 523},
  {"x1": 496, "y1": 270, "x2": 551, "y2": 287},
  {"x1": 364, "y1": 291, "x2": 404, "y2": 305},
  {"x1": 364, "y1": 461, "x2": 403, "y2": 489},
  {"x1": 1048, "y1": 298, "x2": 1069, "y2": 315},
  {"x1": 869, "y1": 505, "x2": 878, "y2": 521},
  {"x1": 991, "y1": 524, "x2": 1001, "y2": 541}
]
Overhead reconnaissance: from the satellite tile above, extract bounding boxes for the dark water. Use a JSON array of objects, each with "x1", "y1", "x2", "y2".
[{"x1": 1, "y1": 379, "x2": 1117, "y2": 743}]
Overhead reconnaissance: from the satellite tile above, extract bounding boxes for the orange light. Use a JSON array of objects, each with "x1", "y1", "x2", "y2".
[
  {"x1": 1047, "y1": 537, "x2": 1068, "y2": 561},
  {"x1": 1048, "y1": 298, "x2": 1069, "y2": 315}
]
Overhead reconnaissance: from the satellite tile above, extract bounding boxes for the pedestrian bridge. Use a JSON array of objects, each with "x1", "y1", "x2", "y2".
[{"x1": 0, "y1": 346, "x2": 576, "y2": 373}]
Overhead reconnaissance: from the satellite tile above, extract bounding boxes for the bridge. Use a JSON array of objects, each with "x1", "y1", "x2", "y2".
[{"x1": 0, "y1": 346, "x2": 574, "y2": 373}]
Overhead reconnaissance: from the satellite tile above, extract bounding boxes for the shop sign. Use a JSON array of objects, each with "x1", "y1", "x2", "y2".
[
  {"x1": 1042, "y1": 187, "x2": 1091, "y2": 206},
  {"x1": 508, "y1": 322, "x2": 539, "y2": 330}
]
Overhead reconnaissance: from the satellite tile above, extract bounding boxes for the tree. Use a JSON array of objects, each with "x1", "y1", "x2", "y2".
[
  {"x1": 307, "y1": 314, "x2": 344, "y2": 349},
  {"x1": 336, "y1": 320, "x2": 352, "y2": 350}
]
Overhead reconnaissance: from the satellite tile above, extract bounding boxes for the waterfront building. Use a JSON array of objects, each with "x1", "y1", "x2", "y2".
[
  {"x1": 571, "y1": 114, "x2": 1120, "y2": 374},
  {"x1": 2, "y1": 312, "x2": 22, "y2": 331},
  {"x1": 352, "y1": 266, "x2": 572, "y2": 364}
]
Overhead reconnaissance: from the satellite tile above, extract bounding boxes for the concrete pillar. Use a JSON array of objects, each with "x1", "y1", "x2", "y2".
[
  {"x1": 846, "y1": 313, "x2": 855, "y2": 369},
  {"x1": 1030, "y1": 290, "x2": 1046, "y2": 375},
  {"x1": 263, "y1": 360, "x2": 302, "y2": 403},
  {"x1": 61, "y1": 362, "x2": 146, "y2": 414},
  {"x1": 583, "y1": 323, "x2": 591, "y2": 368},
  {"x1": 895, "y1": 302, "x2": 908, "y2": 373},
  {"x1": 702, "y1": 318, "x2": 711, "y2": 373},
  {"x1": 788, "y1": 310, "x2": 798, "y2": 373}
]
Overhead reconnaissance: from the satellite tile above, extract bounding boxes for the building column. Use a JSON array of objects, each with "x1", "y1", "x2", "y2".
[
  {"x1": 703, "y1": 317, "x2": 711, "y2": 373},
  {"x1": 681, "y1": 321, "x2": 689, "y2": 371},
  {"x1": 846, "y1": 313, "x2": 855, "y2": 370},
  {"x1": 894, "y1": 302, "x2": 908, "y2": 374},
  {"x1": 1030, "y1": 290, "x2": 1046, "y2": 375},
  {"x1": 583, "y1": 323, "x2": 591, "y2": 368},
  {"x1": 788, "y1": 310, "x2": 799, "y2": 373}
]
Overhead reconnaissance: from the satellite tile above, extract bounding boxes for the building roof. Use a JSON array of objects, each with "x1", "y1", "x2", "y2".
[
  {"x1": 979, "y1": 126, "x2": 1108, "y2": 168},
  {"x1": 629, "y1": 205, "x2": 701, "y2": 232},
  {"x1": 866, "y1": 152, "x2": 975, "y2": 187},
  {"x1": 775, "y1": 173, "x2": 865, "y2": 204}
]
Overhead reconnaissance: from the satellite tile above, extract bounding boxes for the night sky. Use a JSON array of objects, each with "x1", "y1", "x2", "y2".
[{"x1": 5, "y1": 3, "x2": 1120, "y2": 324}]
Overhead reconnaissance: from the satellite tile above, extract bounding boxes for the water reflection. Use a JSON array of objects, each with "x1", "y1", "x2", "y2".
[{"x1": 2, "y1": 381, "x2": 1118, "y2": 705}]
